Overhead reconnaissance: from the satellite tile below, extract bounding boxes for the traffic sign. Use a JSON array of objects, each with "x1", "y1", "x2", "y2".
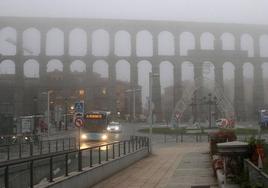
[
  {"x1": 74, "y1": 117, "x2": 84, "y2": 128},
  {"x1": 175, "y1": 112, "x2": 181, "y2": 121},
  {"x1": 74, "y1": 101, "x2": 84, "y2": 114}
]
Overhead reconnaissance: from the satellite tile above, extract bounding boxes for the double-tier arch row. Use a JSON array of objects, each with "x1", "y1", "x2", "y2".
[{"x1": 1, "y1": 17, "x2": 268, "y2": 119}]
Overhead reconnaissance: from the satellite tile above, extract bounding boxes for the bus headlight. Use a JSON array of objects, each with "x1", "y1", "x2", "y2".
[
  {"x1": 81, "y1": 134, "x2": 87, "y2": 140},
  {"x1": 101, "y1": 134, "x2": 108, "y2": 140}
]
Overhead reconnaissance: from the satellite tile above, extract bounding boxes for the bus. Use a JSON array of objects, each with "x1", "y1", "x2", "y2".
[{"x1": 80, "y1": 111, "x2": 111, "y2": 141}]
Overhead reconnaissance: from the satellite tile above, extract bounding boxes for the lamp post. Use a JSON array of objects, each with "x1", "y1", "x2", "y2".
[
  {"x1": 125, "y1": 88, "x2": 141, "y2": 122},
  {"x1": 203, "y1": 93, "x2": 217, "y2": 129},
  {"x1": 42, "y1": 91, "x2": 53, "y2": 137},
  {"x1": 149, "y1": 72, "x2": 160, "y2": 153},
  {"x1": 33, "y1": 97, "x2": 38, "y2": 134}
]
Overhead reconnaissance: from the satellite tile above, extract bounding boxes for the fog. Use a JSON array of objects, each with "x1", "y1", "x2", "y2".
[{"x1": 1, "y1": 0, "x2": 268, "y2": 106}]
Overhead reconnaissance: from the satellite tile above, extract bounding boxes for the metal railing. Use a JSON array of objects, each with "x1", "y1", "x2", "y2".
[
  {"x1": 244, "y1": 159, "x2": 268, "y2": 187},
  {"x1": 0, "y1": 137, "x2": 76, "y2": 161},
  {"x1": 0, "y1": 136, "x2": 149, "y2": 188}
]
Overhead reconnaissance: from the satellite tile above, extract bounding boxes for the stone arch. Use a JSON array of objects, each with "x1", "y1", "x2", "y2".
[
  {"x1": 223, "y1": 62, "x2": 235, "y2": 102},
  {"x1": 262, "y1": 62, "x2": 268, "y2": 104},
  {"x1": 260, "y1": 35, "x2": 268, "y2": 57},
  {"x1": 115, "y1": 31, "x2": 131, "y2": 57},
  {"x1": 0, "y1": 27, "x2": 17, "y2": 55},
  {"x1": 0, "y1": 59, "x2": 15, "y2": 74},
  {"x1": 92, "y1": 29, "x2": 109, "y2": 56},
  {"x1": 70, "y1": 60, "x2": 86, "y2": 73},
  {"x1": 200, "y1": 32, "x2": 215, "y2": 50},
  {"x1": 69, "y1": 28, "x2": 87, "y2": 56},
  {"x1": 47, "y1": 59, "x2": 63, "y2": 72},
  {"x1": 46, "y1": 28, "x2": 64, "y2": 56},
  {"x1": 93, "y1": 60, "x2": 108, "y2": 78},
  {"x1": 181, "y1": 61, "x2": 194, "y2": 81},
  {"x1": 137, "y1": 60, "x2": 152, "y2": 107},
  {"x1": 159, "y1": 61, "x2": 174, "y2": 94},
  {"x1": 158, "y1": 31, "x2": 175, "y2": 55},
  {"x1": 180, "y1": 32, "x2": 195, "y2": 56},
  {"x1": 136, "y1": 31, "x2": 153, "y2": 57},
  {"x1": 241, "y1": 34, "x2": 254, "y2": 57},
  {"x1": 243, "y1": 62, "x2": 254, "y2": 114},
  {"x1": 220, "y1": 33, "x2": 235, "y2": 50},
  {"x1": 23, "y1": 28, "x2": 40, "y2": 56},
  {"x1": 24, "y1": 59, "x2": 39, "y2": 78},
  {"x1": 202, "y1": 61, "x2": 215, "y2": 90},
  {"x1": 115, "y1": 60, "x2": 130, "y2": 82}
]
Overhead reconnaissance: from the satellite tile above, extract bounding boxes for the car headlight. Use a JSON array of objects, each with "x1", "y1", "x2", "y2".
[
  {"x1": 107, "y1": 127, "x2": 111, "y2": 131},
  {"x1": 81, "y1": 134, "x2": 87, "y2": 140},
  {"x1": 12, "y1": 136, "x2": 16, "y2": 139},
  {"x1": 101, "y1": 134, "x2": 108, "y2": 140},
  {"x1": 115, "y1": 126, "x2": 119, "y2": 131},
  {"x1": 24, "y1": 136, "x2": 28, "y2": 140}
]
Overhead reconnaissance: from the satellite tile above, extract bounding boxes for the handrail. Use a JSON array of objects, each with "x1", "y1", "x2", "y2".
[{"x1": 0, "y1": 136, "x2": 149, "y2": 188}]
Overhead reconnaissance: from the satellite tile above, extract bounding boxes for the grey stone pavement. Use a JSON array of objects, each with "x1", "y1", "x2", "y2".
[{"x1": 92, "y1": 142, "x2": 218, "y2": 188}]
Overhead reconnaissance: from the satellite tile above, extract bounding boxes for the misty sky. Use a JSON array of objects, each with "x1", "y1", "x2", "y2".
[
  {"x1": 0, "y1": 0, "x2": 268, "y2": 24},
  {"x1": 1, "y1": 0, "x2": 268, "y2": 106}
]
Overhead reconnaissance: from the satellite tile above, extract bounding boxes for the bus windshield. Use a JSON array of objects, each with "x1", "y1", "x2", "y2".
[{"x1": 83, "y1": 111, "x2": 110, "y2": 133}]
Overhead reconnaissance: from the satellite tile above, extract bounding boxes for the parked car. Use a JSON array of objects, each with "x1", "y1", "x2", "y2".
[
  {"x1": 216, "y1": 118, "x2": 234, "y2": 128},
  {"x1": 107, "y1": 121, "x2": 122, "y2": 133}
]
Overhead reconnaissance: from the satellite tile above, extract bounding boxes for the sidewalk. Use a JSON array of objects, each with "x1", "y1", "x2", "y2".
[{"x1": 93, "y1": 143, "x2": 218, "y2": 188}]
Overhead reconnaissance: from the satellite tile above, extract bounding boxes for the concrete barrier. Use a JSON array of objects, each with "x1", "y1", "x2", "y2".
[{"x1": 36, "y1": 147, "x2": 149, "y2": 188}]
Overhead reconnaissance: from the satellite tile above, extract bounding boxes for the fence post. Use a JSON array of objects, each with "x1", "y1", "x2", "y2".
[
  {"x1": 98, "y1": 147, "x2": 101, "y2": 164},
  {"x1": 106, "y1": 145, "x2": 109, "y2": 161},
  {"x1": 5, "y1": 166, "x2": 9, "y2": 188},
  {"x1": 90, "y1": 148, "x2": 93, "y2": 167},
  {"x1": 49, "y1": 156, "x2": 53, "y2": 182},
  {"x1": 19, "y1": 143, "x2": 22, "y2": 159},
  {"x1": 128, "y1": 140, "x2": 130, "y2": 153},
  {"x1": 180, "y1": 132, "x2": 183, "y2": 142},
  {"x1": 78, "y1": 150, "x2": 82, "y2": 171},
  {"x1": 30, "y1": 143, "x2": 33, "y2": 156},
  {"x1": 40, "y1": 142, "x2": 43, "y2": 155},
  {"x1": 65, "y1": 153, "x2": 69, "y2": 176},
  {"x1": 56, "y1": 140, "x2": 58, "y2": 152},
  {"x1": 48, "y1": 141, "x2": 51, "y2": 153},
  {"x1": 7, "y1": 145, "x2": 10, "y2": 160},
  {"x1": 118, "y1": 142, "x2": 121, "y2": 157},
  {"x1": 30, "y1": 161, "x2": 34, "y2": 188},
  {"x1": 124, "y1": 141, "x2": 126, "y2": 155},
  {"x1": 176, "y1": 132, "x2": 178, "y2": 143},
  {"x1": 112, "y1": 143, "x2": 115, "y2": 159}
]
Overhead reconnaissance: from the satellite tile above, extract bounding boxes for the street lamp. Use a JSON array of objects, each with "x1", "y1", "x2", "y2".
[
  {"x1": 125, "y1": 88, "x2": 141, "y2": 122},
  {"x1": 149, "y1": 72, "x2": 160, "y2": 153},
  {"x1": 203, "y1": 93, "x2": 217, "y2": 129},
  {"x1": 42, "y1": 90, "x2": 53, "y2": 136}
]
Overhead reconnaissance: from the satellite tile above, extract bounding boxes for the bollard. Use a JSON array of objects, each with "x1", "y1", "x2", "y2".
[
  {"x1": 180, "y1": 133, "x2": 183, "y2": 142},
  {"x1": 176, "y1": 133, "x2": 178, "y2": 143},
  {"x1": 128, "y1": 140, "x2": 130, "y2": 153},
  {"x1": 164, "y1": 134, "x2": 166, "y2": 143}
]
